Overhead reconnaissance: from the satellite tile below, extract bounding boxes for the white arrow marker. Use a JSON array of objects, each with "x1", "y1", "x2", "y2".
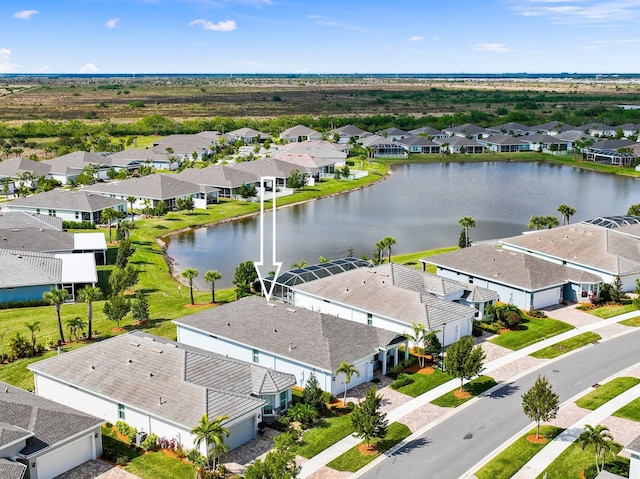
[{"x1": 255, "y1": 176, "x2": 282, "y2": 302}]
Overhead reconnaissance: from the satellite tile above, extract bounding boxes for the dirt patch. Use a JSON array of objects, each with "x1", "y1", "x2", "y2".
[
  {"x1": 454, "y1": 390, "x2": 471, "y2": 399},
  {"x1": 417, "y1": 367, "x2": 435, "y2": 375},
  {"x1": 111, "y1": 327, "x2": 125, "y2": 333},
  {"x1": 357, "y1": 444, "x2": 379, "y2": 456},
  {"x1": 184, "y1": 302, "x2": 215, "y2": 308},
  {"x1": 526, "y1": 435, "x2": 549, "y2": 444}
]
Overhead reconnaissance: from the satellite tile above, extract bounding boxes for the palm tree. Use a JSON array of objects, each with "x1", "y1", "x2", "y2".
[
  {"x1": 101, "y1": 207, "x2": 117, "y2": 243},
  {"x1": 66, "y1": 317, "x2": 86, "y2": 342},
  {"x1": 204, "y1": 270, "x2": 222, "y2": 303},
  {"x1": 578, "y1": 424, "x2": 623, "y2": 473},
  {"x1": 190, "y1": 414, "x2": 229, "y2": 471},
  {"x1": 335, "y1": 362, "x2": 359, "y2": 406},
  {"x1": 24, "y1": 321, "x2": 40, "y2": 356},
  {"x1": 403, "y1": 322, "x2": 427, "y2": 368},
  {"x1": 43, "y1": 288, "x2": 70, "y2": 344},
  {"x1": 181, "y1": 268, "x2": 199, "y2": 305},
  {"x1": 375, "y1": 240, "x2": 385, "y2": 264},
  {"x1": 382, "y1": 236, "x2": 396, "y2": 263},
  {"x1": 557, "y1": 204, "x2": 576, "y2": 226},
  {"x1": 126, "y1": 196, "x2": 136, "y2": 225},
  {"x1": 458, "y1": 216, "x2": 476, "y2": 247},
  {"x1": 78, "y1": 286, "x2": 101, "y2": 340}
]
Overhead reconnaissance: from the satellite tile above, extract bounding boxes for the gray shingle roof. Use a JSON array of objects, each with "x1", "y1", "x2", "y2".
[
  {"x1": 426, "y1": 244, "x2": 602, "y2": 291},
  {"x1": 0, "y1": 249, "x2": 62, "y2": 288},
  {"x1": 280, "y1": 125, "x2": 322, "y2": 139},
  {"x1": 84, "y1": 174, "x2": 203, "y2": 200},
  {"x1": 481, "y1": 135, "x2": 526, "y2": 146},
  {"x1": 175, "y1": 296, "x2": 403, "y2": 372},
  {"x1": 108, "y1": 148, "x2": 169, "y2": 163},
  {"x1": 590, "y1": 139, "x2": 636, "y2": 151},
  {"x1": 28, "y1": 331, "x2": 295, "y2": 428},
  {"x1": 7, "y1": 189, "x2": 125, "y2": 212},
  {"x1": 0, "y1": 381, "x2": 103, "y2": 458},
  {"x1": 293, "y1": 263, "x2": 476, "y2": 330},
  {"x1": 0, "y1": 157, "x2": 51, "y2": 178},
  {"x1": 176, "y1": 165, "x2": 259, "y2": 188},
  {"x1": 151, "y1": 134, "x2": 214, "y2": 154},
  {"x1": 0, "y1": 212, "x2": 62, "y2": 231},
  {"x1": 501, "y1": 225, "x2": 640, "y2": 276},
  {"x1": 396, "y1": 136, "x2": 439, "y2": 147},
  {"x1": 408, "y1": 126, "x2": 445, "y2": 136},
  {"x1": 330, "y1": 125, "x2": 368, "y2": 137},
  {"x1": 443, "y1": 123, "x2": 489, "y2": 135},
  {"x1": 0, "y1": 458, "x2": 26, "y2": 479},
  {"x1": 42, "y1": 151, "x2": 109, "y2": 176},
  {"x1": 0, "y1": 228, "x2": 74, "y2": 253}
]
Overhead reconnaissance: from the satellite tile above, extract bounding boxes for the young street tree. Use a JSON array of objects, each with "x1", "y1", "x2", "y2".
[
  {"x1": 443, "y1": 336, "x2": 486, "y2": 392},
  {"x1": 351, "y1": 386, "x2": 388, "y2": 450},
  {"x1": 43, "y1": 288, "x2": 70, "y2": 344},
  {"x1": 103, "y1": 295, "x2": 131, "y2": 329},
  {"x1": 335, "y1": 362, "x2": 360, "y2": 406},
  {"x1": 204, "y1": 270, "x2": 222, "y2": 303},
  {"x1": 181, "y1": 268, "x2": 199, "y2": 305},
  {"x1": 244, "y1": 432, "x2": 300, "y2": 479},
  {"x1": 458, "y1": 216, "x2": 476, "y2": 247},
  {"x1": 302, "y1": 372, "x2": 325, "y2": 412},
  {"x1": 131, "y1": 291, "x2": 150, "y2": 324},
  {"x1": 521, "y1": 375, "x2": 559, "y2": 439}
]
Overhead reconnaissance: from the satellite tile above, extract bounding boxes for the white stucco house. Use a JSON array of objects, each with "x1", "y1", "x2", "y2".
[
  {"x1": 28, "y1": 331, "x2": 296, "y2": 452},
  {"x1": 174, "y1": 296, "x2": 409, "y2": 396},
  {"x1": 0, "y1": 381, "x2": 103, "y2": 479}
]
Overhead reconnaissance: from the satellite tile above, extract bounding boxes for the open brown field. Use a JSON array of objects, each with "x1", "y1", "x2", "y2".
[{"x1": 1, "y1": 76, "x2": 639, "y2": 124}]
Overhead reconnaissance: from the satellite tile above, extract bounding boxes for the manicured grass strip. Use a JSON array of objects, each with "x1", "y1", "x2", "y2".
[
  {"x1": 102, "y1": 426, "x2": 194, "y2": 479},
  {"x1": 475, "y1": 426, "x2": 564, "y2": 479},
  {"x1": 396, "y1": 368, "x2": 452, "y2": 398},
  {"x1": 327, "y1": 422, "x2": 411, "y2": 472},
  {"x1": 575, "y1": 377, "x2": 640, "y2": 410},
  {"x1": 530, "y1": 332, "x2": 601, "y2": 359},
  {"x1": 392, "y1": 247, "x2": 459, "y2": 272},
  {"x1": 430, "y1": 376, "x2": 497, "y2": 408},
  {"x1": 490, "y1": 316, "x2": 573, "y2": 351},
  {"x1": 589, "y1": 303, "x2": 638, "y2": 319},
  {"x1": 619, "y1": 316, "x2": 640, "y2": 327},
  {"x1": 295, "y1": 413, "x2": 355, "y2": 459},
  {"x1": 537, "y1": 441, "x2": 629, "y2": 479},
  {"x1": 613, "y1": 397, "x2": 640, "y2": 422}
]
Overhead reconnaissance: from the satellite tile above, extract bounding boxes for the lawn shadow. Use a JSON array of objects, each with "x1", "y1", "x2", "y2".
[
  {"x1": 489, "y1": 382, "x2": 520, "y2": 399},
  {"x1": 388, "y1": 437, "x2": 430, "y2": 456},
  {"x1": 154, "y1": 225, "x2": 168, "y2": 230}
]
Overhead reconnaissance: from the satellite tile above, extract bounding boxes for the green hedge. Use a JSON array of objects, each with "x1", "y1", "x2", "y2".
[{"x1": 63, "y1": 220, "x2": 97, "y2": 230}]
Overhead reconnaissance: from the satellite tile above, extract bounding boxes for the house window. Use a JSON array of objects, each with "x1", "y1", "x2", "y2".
[
  {"x1": 36, "y1": 209, "x2": 40, "y2": 214},
  {"x1": 48, "y1": 209, "x2": 56, "y2": 216},
  {"x1": 252, "y1": 349, "x2": 259, "y2": 363},
  {"x1": 367, "y1": 313, "x2": 372, "y2": 326},
  {"x1": 280, "y1": 391, "x2": 288, "y2": 410},
  {"x1": 262, "y1": 395, "x2": 274, "y2": 415},
  {"x1": 468, "y1": 277, "x2": 474, "y2": 284},
  {"x1": 118, "y1": 403, "x2": 125, "y2": 420},
  {"x1": 75, "y1": 211, "x2": 80, "y2": 220}
]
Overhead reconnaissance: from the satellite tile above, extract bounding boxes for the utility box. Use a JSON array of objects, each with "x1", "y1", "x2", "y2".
[{"x1": 135, "y1": 431, "x2": 147, "y2": 447}]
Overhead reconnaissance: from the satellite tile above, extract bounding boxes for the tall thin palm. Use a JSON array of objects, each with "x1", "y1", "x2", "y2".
[
  {"x1": 557, "y1": 204, "x2": 576, "y2": 226},
  {"x1": 101, "y1": 208, "x2": 117, "y2": 243},
  {"x1": 204, "y1": 270, "x2": 222, "y2": 303},
  {"x1": 335, "y1": 362, "x2": 360, "y2": 405},
  {"x1": 43, "y1": 288, "x2": 70, "y2": 343},
  {"x1": 578, "y1": 424, "x2": 622, "y2": 473},
  {"x1": 126, "y1": 196, "x2": 136, "y2": 225},
  {"x1": 25, "y1": 321, "x2": 40, "y2": 356},
  {"x1": 190, "y1": 414, "x2": 229, "y2": 471},
  {"x1": 383, "y1": 236, "x2": 396, "y2": 263},
  {"x1": 181, "y1": 268, "x2": 199, "y2": 305},
  {"x1": 78, "y1": 286, "x2": 102, "y2": 340},
  {"x1": 459, "y1": 216, "x2": 476, "y2": 247},
  {"x1": 403, "y1": 322, "x2": 426, "y2": 368}
]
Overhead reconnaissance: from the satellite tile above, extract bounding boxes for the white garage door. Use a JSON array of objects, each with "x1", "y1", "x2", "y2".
[
  {"x1": 226, "y1": 417, "x2": 255, "y2": 450},
  {"x1": 37, "y1": 433, "x2": 94, "y2": 479},
  {"x1": 533, "y1": 288, "x2": 560, "y2": 310}
]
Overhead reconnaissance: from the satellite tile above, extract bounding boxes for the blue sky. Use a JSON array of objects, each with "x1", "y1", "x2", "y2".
[{"x1": 1, "y1": 0, "x2": 639, "y2": 74}]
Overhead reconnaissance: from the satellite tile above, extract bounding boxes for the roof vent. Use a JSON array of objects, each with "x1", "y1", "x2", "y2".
[
  {"x1": 91, "y1": 365, "x2": 95, "y2": 370},
  {"x1": 273, "y1": 328, "x2": 277, "y2": 333},
  {"x1": 286, "y1": 308, "x2": 296, "y2": 313},
  {"x1": 226, "y1": 322, "x2": 231, "y2": 326},
  {"x1": 149, "y1": 373, "x2": 154, "y2": 377},
  {"x1": 266, "y1": 303, "x2": 276, "y2": 308},
  {"x1": 4, "y1": 388, "x2": 9, "y2": 393},
  {"x1": 129, "y1": 342, "x2": 140, "y2": 347},
  {"x1": 152, "y1": 348, "x2": 163, "y2": 354},
  {"x1": 128, "y1": 359, "x2": 133, "y2": 363}
]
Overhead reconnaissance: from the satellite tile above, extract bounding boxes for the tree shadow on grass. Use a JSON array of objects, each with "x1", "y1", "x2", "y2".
[{"x1": 466, "y1": 378, "x2": 497, "y2": 396}]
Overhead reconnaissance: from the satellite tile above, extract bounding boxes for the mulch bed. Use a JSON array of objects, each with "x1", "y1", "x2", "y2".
[
  {"x1": 357, "y1": 444, "x2": 379, "y2": 455},
  {"x1": 526, "y1": 435, "x2": 548, "y2": 444},
  {"x1": 184, "y1": 302, "x2": 215, "y2": 308},
  {"x1": 453, "y1": 390, "x2": 471, "y2": 399}
]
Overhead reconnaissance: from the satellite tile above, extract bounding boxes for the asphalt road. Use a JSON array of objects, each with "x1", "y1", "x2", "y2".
[{"x1": 359, "y1": 329, "x2": 640, "y2": 479}]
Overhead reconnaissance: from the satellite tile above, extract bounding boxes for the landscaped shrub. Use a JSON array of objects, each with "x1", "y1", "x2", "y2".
[
  {"x1": 391, "y1": 373, "x2": 415, "y2": 389},
  {"x1": 526, "y1": 309, "x2": 548, "y2": 318},
  {"x1": 270, "y1": 415, "x2": 291, "y2": 432},
  {"x1": 141, "y1": 433, "x2": 158, "y2": 451},
  {"x1": 158, "y1": 436, "x2": 179, "y2": 450},
  {"x1": 101, "y1": 448, "x2": 119, "y2": 462},
  {"x1": 62, "y1": 220, "x2": 96, "y2": 230},
  {"x1": 186, "y1": 449, "x2": 203, "y2": 463},
  {"x1": 115, "y1": 420, "x2": 137, "y2": 444},
  {"x1": 0, "y1": 299, "x2": 48, "y2": 309},
  {"x1": 116, "y1": 456, "x2": 128, "y2": 467},
  {"x1": 105, "y1": 421, "x2": 113, "y2": 429}
]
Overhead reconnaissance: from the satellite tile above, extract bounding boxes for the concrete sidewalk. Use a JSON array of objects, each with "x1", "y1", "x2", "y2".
[
  {"x1": 299, "y1": 308, "x2": 640, "y2": 478},
  {"x1": 512, "y1": 382, "x2": 640, "y2": 478}
]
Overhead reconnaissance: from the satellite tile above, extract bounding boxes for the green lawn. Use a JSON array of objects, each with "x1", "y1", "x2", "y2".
[
  {"x1": 530, "y1": 332, "x2": 601, "y2": 359},
  {"x1": 430, "y1": 376, "x2": 497, "y2": 408},
  {"x1": 538, "y1": 442, "x2": 629, "y2": 479},
  {"x1": 102, "y1": 427, "x2": 194, "y2": 479},
  {"x1": 392, "y1": 247, "x2": 459, "y2": 272},
  {"x1": 575, "y1": 377, "x2": 640, "y2": 410},
  {"x1": 613, "y1": 397, "x2": 640, "y2": 422},
  {"x1": 619, "y1": 316, "x2": 640, "y2": 327},
  {"x1": 295, "y1": 413, "x2": 355, "y2": 459},
  {"x1": 475, "y1": 426, "x2": 564, "y2": 479},
  {"x1": 490, "y1": 316, "x2": 574, "y2": 351},
  {"x1": 326, "y1": 422, "x2": 412, "y2": 472},
  {"x1": 395, "y1": 368, "x2": 453, "y2": 398},
  {"x1": 589, "y1": 303, "x2": 638, "y2": 319}
]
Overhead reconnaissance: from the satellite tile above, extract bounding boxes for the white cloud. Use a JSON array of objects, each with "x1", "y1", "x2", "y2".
[
  {"x1": 189, "y1": 19, "x2": 237, "y2": 31},
  {"x1": 313, "y1": 19, "x2": 369, "y2": 33},
  {"x1": 473, "y1": 42, "x2": 513, "y2": 52},
  {"x1": 409, "y1": 35, "x2": 424, "y2": 41},
  {"x1": 512, "y1": 0, "x2": 640, "y2": 26},
  {"x1": 80, "y1": 63, "x2": 100, "y2": 73},
  {"x1": 105, "y1": 18, "x2": 119, "y2": 28},
  {"x1": 0, "y1": 48, "x2": 21, "y2": 73},
  {"x1": 13, "y1": 9, "x2": 38, "y2": 20}
]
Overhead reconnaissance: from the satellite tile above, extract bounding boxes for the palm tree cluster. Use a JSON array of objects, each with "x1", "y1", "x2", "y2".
[
  {"x1": 181, "y1": 268, "x2": 223, "y2": 305},
  {"x1": 375, "y1": 236, "x2": 396, "y2": 264}
]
